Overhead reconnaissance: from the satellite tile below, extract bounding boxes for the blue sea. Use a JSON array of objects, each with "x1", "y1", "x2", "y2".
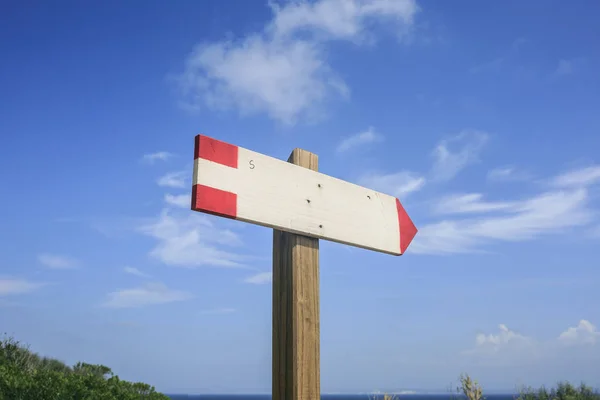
[{"x1": 168, "y1": 395, "x2": 516, "y2": 400}]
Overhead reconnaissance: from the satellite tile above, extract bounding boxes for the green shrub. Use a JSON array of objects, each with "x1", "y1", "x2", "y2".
[
  {"x1": 457, "y1": 374, "x2": 600, "y2": 400},
  {"x1": 517, "y1": 382, "x2": 600, "y2": 400},
  {"x1": 0, "y1": 335, "x2": 169, "y2": 399}
]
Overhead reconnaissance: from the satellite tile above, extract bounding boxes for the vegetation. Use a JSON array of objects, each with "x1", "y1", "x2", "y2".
[
  {"x1": 516, "y1": 382, "x2": 600, "y2": 400},
  {"x1": 458, "y1": 374, "x2": 484, "y2": 400},
  {"x1": 371, "y1": 374, "x2": 599, "y2": 400},
  {"x1": 456, "y1": 373, "x2": 600, "y2": 400},
  {"x1": 0, "y1": 335, "x2": 169, "y2": 400}
]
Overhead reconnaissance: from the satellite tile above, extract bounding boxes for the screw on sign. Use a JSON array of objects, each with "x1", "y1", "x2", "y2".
[{"x1": 190, "y1": 134, "x2": 418, "y2": 400}]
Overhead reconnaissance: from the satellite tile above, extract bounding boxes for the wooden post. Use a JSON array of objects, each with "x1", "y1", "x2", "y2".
[{"x1": 273, "y1": 148, "x2": 320, "y2": 400}]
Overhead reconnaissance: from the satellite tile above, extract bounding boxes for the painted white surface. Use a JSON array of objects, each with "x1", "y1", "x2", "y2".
[{"x1": 193, "y1": 147, "x2": 402, "y2": 255}]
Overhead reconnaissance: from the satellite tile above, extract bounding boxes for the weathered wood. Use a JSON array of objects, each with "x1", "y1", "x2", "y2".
[
  {"x1": 192, "y1": 134, "x2": 417, "y2": 255},
  {"x1": 273, "y1": 148, "x2": 320, "y2": 400}
]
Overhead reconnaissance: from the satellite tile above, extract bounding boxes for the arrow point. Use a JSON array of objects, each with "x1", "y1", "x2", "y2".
[{"x1": 396, "y1": 198, "x2": 417, "y2": 254}]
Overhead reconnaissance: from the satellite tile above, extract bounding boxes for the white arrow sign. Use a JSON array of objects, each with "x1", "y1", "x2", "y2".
[{"x1": 191, "y1": 135, "x2": 417, "y2": 255}]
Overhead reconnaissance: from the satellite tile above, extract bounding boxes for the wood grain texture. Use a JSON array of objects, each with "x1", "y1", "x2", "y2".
[
  {"x1": 273, "y1": 148, "x2": 320, "y2": 400},
  {"x1": 193, "y1": 141, "x2": 417, "y2": 255}
]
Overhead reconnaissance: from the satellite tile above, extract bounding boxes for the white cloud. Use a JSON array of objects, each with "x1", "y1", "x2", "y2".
[
  {"x1": 463, "y1": 319, "x2": 600, "y2": 363},
  {"x1": 487, "y1": 166, "x2": 531, "y2": 182},
  {"x1": 473, "y1": 324, "x2": 533, "y2": 354},
  {"x1": 358, "y1": 170, "x2": 425, "y2": 198},
  {"x1": 433, "y1": 193, "x2": 517, "y2": 215},
  {"x1": 38, "y1": 253, "x2": 79, "y2": 269},
  {"x1": 336, "y1": 127, "x2": 383, "y2": 153},
  {"x1": 430, "y1": 130, "x2": 489, "y2": 182},
  {"x1": 464, "y1": 320, "x2": 600, "y2": 366},
  {"x1": 0, "y1": 278, "x2": 46, "y2": 296},
  {"x1": 102, "y1": 282, "x2": 192, "y2": 309},
  {"x1": 179, "y1": 36, "x2": 348, "y2": 124},
  {"x1": 141, "y1": 151, "x2": 174, "y2": 164},
  {"x1": 124, "y1": 266, "x2": 151, "y2": 279},
  {"x1": 558, "y1": 320, "x2": 600, "y2": 346},
  {"x1": 244, "y1": 271, "x2": 272, "y2": 285},
  {"x1": 270, "y1": 0, "x2": 418, "y2": 41},
  {"x1": 461, "y1": 323, "x2": 542, "y2": 368},
  {"x1": 137, "y1": 209, "x2": 245, "y2": 268},
  {"x1": 412, "y1": 188, "x2": 592, "y2": 254},
  {"x1": 199, "y1": 307, "x2": 236, "y2": 315},
  {"x1": 165, "y1": 193, "x2": 191, "y2": 208},
  {"x1": 157, "y1": 171, "x2": 188, "y2": 188},
  {"x1": 176, "y1": 0, "x2": 419, "y2": 124},
  {"x1": 462, "y1": 323, "x2": 541, "y2": 367},
  {"x1": 551, "y1": 165, "x2": 600, "y2": 188}
]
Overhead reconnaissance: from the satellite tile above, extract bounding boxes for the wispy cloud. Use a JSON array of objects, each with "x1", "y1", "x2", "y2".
[
  {"x1": 487, "y1": 166, "x2": 532, "y2": 182},
  {"x1": 101, "y1": 282, "x2": 192, "y2": 308},
  {"x1": 244, "y1": 271, "x2": 272, "y2": 285},
  {"x1": 123, "y1": 266, "x2": 152, "y2": 279},
  {"x1": 432, "y1": 193, "x2": 517, "y2": 215},
  {"x1": 175, "y1": 0, "x2": 419, "y2": 124},
  {"x1": 157, "y1": 171, "x2": 188, "y2": 188},
  {"x1": 551, "y1": 165, "x2": 600, "y2": 188},
  {"x1": 0, "y1": 278, "x2": 47, "y2": 296},
  {"x1": 430, "y1": 130, "x2": 488, "y2": 182},
  {"x1": 199, "y1": 307, "x2": 236, "y2": 315},
  {"x1": 38, "y1": 254, "x2": 80, "y2": 270},
  {"x1": 358, "y1": 171, "x2": 425, "y2": 198},
  {"x1": 336, "y1": 127, "x2": 383, "y2": 153},
  {"x1": 137, "y1": 209, "x2": 245, "y2": 268},
  {"x1": 412, "y1": 188, "x2": 592, "y2": 255},
  {"x1": 141, "y1": 151, "x2": 174, "y2": 164},
  {"x1": 165, "y1": 193, "x2": 191, "y2": 208},
  {"x1": 414, "y1": 160, "x2": 600, "y2": 255}
]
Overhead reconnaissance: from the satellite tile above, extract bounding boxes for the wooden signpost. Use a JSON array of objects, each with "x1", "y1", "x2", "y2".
[{"x1": 191, "y1": 134, "x2": 417, "y2": 400}]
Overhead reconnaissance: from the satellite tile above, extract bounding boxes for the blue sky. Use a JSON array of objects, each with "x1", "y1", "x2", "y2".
[{"x1": 1, "y1": 0, "x2": 600, "y2": 394}]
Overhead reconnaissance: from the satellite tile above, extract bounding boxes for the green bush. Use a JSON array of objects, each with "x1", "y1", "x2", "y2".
[
  {"x1": 517, "y1": 382, "x2": 600, "y2": 400},
  {"x1": 457, "y1": 374, "x2": 600, "y2": 400},
  {"x1": 0, "y1": 335, "x2": 169, "y2": 400}
]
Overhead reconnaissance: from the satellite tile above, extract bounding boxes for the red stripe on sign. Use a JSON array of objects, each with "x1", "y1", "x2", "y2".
[
  {"x1": 396, "y1": 198, "x2": 417, "y2": 255},
  {"x1": 194, "y1": 134, "x2": 238, "y2": 168},
  {"x1": 191, "y1": 184, "x2": 237, "y2": 219}
]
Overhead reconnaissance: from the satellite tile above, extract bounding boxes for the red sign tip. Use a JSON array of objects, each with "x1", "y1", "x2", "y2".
[{"x1": 396, "y1": 199, "x2": 417, "y2": 254}]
